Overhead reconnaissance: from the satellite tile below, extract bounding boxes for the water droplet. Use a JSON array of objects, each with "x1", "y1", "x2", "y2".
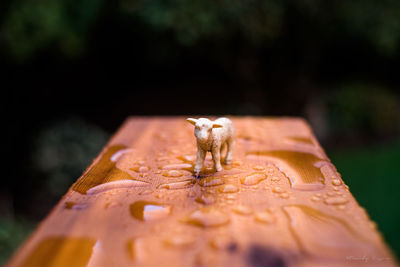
[
  {"x1": 170, "y1": 149, "x2": 180, "y2": 154},
  {"x1": 326, "y1": 192, "x2": 336, "y2": 197},
  {"x1": 253, "y1": 165, "x2": 265, "y2": 171},
  {"x1": 210, "y1": 236, "x2": 237, "y2": 251},
  {"x1": 198, "y1": 177, "x2": 225, "y2": 187},
  {"x1": 154, "y1": 193, "x2": 163, "y2": 199},
  {"x1": 266, "y1": 167, "x2": 274, "y2": 174},
  {"x1": 162, "y1": 163, "x2": 193, "y2": 170},
  {"x1": 158, "y1": 180, "x2": 195, "y2": 190},
  {"x1": 225, "y1": 194, "x2": 236, "y2": 200},
  {"x1": 232, "y1": 205, "x2": 252, "y2": 215},
  {"x1": 240, "y1": 173, "x2": 267, "y2": 185},
  {"x1": 64, "y1": 201, "x2": 87, "y2": 210},
  {"x1": 337, "y1": 205, "x2": 346, "y2": 210},
  {"x1": 332, "y1": 179, "x2": 342, "y2": 186},
  {"x1": 255, "y1": 210, "x2": 276, "y2": 224},
  {"x1": 87, "y1": 180, "x2": 149, "y2": 195},
  {"x1": 126, "y1": 238, "x2": 148, "y2": 262},
  {"x1": 280, "y1": 193, "x2": 289, "y2": 199},
  {"x1": 194, "y1": 252, "x2": 216, "y2": 266},
  {"x1": 285, "y1": 136, "x2": 314, "y2": 144},
  {"x1": 311, "y1": 196, "x2": 320, "y2": 202},
  {"x1": 131, "y1": 165, "x2": 150, "y2": 173},
  {"x1": 130, "y1": 201, "x2": 172, "y2": 221},
  {"x1": 324, "y1": 197, "x2": 348, "y2": 206},
  {"x1": 104, "y1": 202, "x2": 119, "y2": 209},
  {"x1": 178, "y1": 155, "x2": 196, "y2": 162},
  {"x1": 206, "y1": 188, "x2": 217, "y2": 194},
  {"x1": 164, "y1": 235, "x2": 196, "y2": 248},
  {"x1": 226, "y1": 200, "x2": 235, "y2": 205},
  {"x1": 183, "y1": 208, "x2": 230, "y2": 227},
  {"x1": 111, "y1": 148, "x2": 133, "y2": 162},
  {"x1": 272, "y1": 186, "x2": 285, "y2": 193},
  {"x1": 232, "y1": 160, "x2": 243, "y2": 166},
  {"x1": 65, "y1": 201, "x2": 76, "y2": 209},
  {"x1": 140, "y1": 166, "x2": 150, "y2": 172},
  {"x1": 219, "y1": 184, "x2": 239, "y2": 193},
  {"x1": 157, "y1": 156, "x2": 170, "y2": 162},
  {"x1": 314, "y1": 193, "x2": 322, "y2": 197},
  {"x1": 162, "y1": 170, "x2": 184, "y2": 177},
  {"x1": 271, "y1": 176, "x2": 280, "y2": 182},
  {"x1": 195, "y1": 194, "x2": 215, "y2": 205}
]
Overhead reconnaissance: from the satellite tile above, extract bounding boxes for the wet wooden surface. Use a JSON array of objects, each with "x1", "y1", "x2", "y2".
[{"x1": 7, "y1": 117, "x2": 397, "y2": 267}]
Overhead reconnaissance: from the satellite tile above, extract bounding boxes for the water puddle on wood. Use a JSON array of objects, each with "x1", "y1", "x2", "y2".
[
  {"x1": 130, "y1": 201, "x2": 172, "y2": 221},
  {"x1": 282, "y1": 204, "x2": 375, "y2": 259},
  {"x1": 20, "y1": 237, "x2": 95, "y2": 267},
  {"x1": 246, "y1": 150, "x2": 326, "y2": 191},
  {"x1": 72, "y1": 145, "x2": 143, "y2": 194}
]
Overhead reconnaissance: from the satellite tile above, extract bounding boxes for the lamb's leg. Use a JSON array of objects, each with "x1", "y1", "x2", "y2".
[
  {"x1": 194, "y1": 146, "x2": 206, "y2": 177},
  {"x1": 212, "y1": 146, "x2": 223, "y2": 172},
  {"x1": 225, "y1": 138, "x2": 235, "y2": 164},
  {"x1": 220, "y1": 142, "x2": 227, "y2": 162}
]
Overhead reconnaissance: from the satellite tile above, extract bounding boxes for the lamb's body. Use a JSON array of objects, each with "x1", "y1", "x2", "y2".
[{"x1": 187, "y1": 117, "x2": 235, "y2": 177}]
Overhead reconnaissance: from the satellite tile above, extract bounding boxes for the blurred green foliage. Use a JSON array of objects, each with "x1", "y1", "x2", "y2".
[
  {"x1": 1, "y1": 118, "x2": 108, "y2": 263},
  {"x1": 326, "y1": 84, "x2": 399, "y2": 138},
  {"x1": 3, "y1": 0, "x2": 400, "y2": 59},
  {"x1": 2, "y1": 0, "x2": 104, "y2": 59},
  {"x1": 32, "y1": 118, "x2": 109, "y2": 196},
  {"x1": 122, "y1": 0, "x2": 284, "y2": 45},
  {"x1": 0, "y1": 218, "x2": 35, "y2": 265},
  {"x1": 329, "y1": 139, "x2": 400, "y2": 259},
  {"x1": 338, "y1": 0, "x2": 400, "y2": 55}
]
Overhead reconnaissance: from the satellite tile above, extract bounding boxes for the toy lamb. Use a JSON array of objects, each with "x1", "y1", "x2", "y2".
[{"x1": 186, "y1": 117, "x2": 235, "y2": 177}]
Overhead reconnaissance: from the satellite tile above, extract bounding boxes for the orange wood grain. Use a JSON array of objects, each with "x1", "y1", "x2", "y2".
[{"x1": 7, "y1": 117, "x2": 397, "y2": 267}]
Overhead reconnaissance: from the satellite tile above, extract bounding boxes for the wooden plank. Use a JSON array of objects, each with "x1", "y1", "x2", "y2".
[{"x1": 7, "y1": 117, "x2": 397, "y2": 267}]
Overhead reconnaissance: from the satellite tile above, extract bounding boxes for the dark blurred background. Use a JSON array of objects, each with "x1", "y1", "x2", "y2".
[{"x1": 1, "y1": 0, "x2": 400, "y2": 263}]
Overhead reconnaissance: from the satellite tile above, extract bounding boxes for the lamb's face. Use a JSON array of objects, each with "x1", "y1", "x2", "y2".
[
  {"x1": 186, "y1": 118, "x2": 223, "y2": 143},
  {"x1": 194, "y1": 119, "x2": 213, "y2": 142}
]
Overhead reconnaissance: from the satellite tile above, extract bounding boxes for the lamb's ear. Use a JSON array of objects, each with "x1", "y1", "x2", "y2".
[
  {"x1": 212, "y1": 123, "x2": 223, "y2": 128},
  {"x1": 186, "y1": 118, "x2": 197, "y2": 126}
]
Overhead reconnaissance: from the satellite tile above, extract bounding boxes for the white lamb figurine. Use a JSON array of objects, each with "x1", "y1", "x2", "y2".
[{"x1": 187, "y1": 117, "x2": 235, "y2": 177}]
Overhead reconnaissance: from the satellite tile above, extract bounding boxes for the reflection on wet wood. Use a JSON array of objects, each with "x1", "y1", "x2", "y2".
[
  {"x1": 20, "y1": 237, "x2": 95, "y2": 267},
  {"x1": 7, "y1": 117, "x2": 397, "y2": 267}
]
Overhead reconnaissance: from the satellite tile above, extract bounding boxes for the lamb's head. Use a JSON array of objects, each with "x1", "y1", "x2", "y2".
[{"x1": 187, "y1": 118, "x2": 223, "y2": 143}]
